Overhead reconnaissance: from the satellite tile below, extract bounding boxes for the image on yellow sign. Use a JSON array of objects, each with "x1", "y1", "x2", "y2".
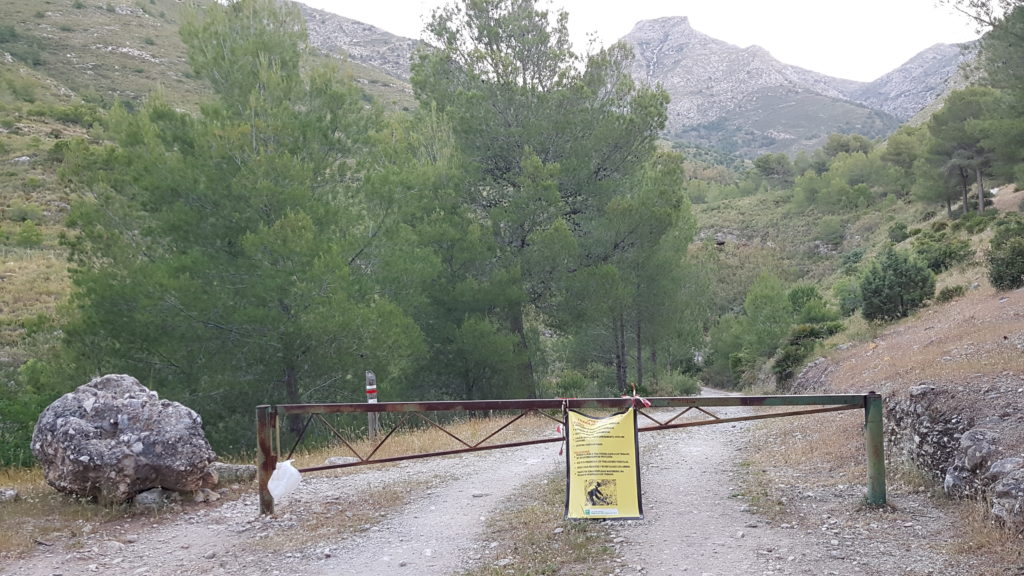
[{"x1": 564, "y1": 407, "x2": 642, "y2": 520}]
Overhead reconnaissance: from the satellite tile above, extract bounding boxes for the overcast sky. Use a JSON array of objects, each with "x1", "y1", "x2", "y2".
[{"x1": 297, "y1": 0, "x2": 980, "y2": 82}]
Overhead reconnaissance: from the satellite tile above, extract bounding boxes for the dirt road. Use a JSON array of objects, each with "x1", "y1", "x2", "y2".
[{"x1": 2, "y1": 393, "x2": 978, "y2": 576}]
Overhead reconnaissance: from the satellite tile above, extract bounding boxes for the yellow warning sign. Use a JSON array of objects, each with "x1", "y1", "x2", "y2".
[{"x1": 564, "y1": 407, "x2": 642, "y2": 520}]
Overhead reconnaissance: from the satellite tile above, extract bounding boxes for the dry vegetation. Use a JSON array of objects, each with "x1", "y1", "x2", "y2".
[
  {"x1": 0, "y1": 412, "x2": 563, "y2": 558},
  {"x1": 745, "y1": 219, "x2": 1024, "y2": 574},
  {"x1": 463, "y1": 471, "x2": 613, "y2": 576}
]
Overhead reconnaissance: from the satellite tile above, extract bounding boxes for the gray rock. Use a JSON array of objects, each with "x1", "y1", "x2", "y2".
[
  {"x1": 132, "y1": 487, "x2": 179, "y2": 510},
  {"x1": 944, "y1": 463, "x2": 973, "y2": 498},
  {"x1": 960, "y1": 429, "x2": 997, "y2": 471},
  {"x1": 944, "y1": 428, "x2": 1000, "y2": 498},
  {"x1": 191, "y1": 488, "x2": 221, "y2": 503},
  {"x1": 991, "y1": 469, "x2": 1024, "y2": 529},
  {"x1": 983, "y1": 458, "x2": 1024, "y2": 485},
  {"x1": 31, "y1": 374, "x2": 217, "y2": 505},
  {"x1": 909, "y1": 384, "x2": 935, "y2": 398},
  {"x1": 886, "y1": 385, "x2": 971, "y2": 484},
  {"x1": 0, "y1": 488, "x2": 18, "y2": 502},
  {"x1": 208, "y1": 462, "x2": 257, "y2": 485}
]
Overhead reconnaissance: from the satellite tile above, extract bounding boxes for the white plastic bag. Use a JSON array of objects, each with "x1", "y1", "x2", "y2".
[{"x1": 267, "y1": 459, "x2": 301, "y2": 500}]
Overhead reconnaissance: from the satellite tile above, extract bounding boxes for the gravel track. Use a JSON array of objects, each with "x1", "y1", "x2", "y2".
[{"x1": 3, "y1": 391, "x2": 979, "y2": 576}]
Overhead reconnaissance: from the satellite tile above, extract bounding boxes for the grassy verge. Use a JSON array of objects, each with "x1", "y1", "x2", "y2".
[
  {"x1": 0, "y1": 467, "x2": 133, "y2": 555},
  {"x1": 461, "y1": 471, "x2": 613, "y2": 576}
]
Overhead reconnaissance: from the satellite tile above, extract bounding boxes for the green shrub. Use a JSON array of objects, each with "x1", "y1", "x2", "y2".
[
  {"x1": 46, "y1": 139, "x2": 72, "y2": 163},
  {"x1": 552, "y1": 370, "x2": 588, "y2": 398},
  {"x1": 913, "y1": 230, "x2": 972, "y2": 272},
  {"x1": 987, "y1": 216, "x2": 1024, "y2": 290},
  {"x1": 787, "y1": 322, "x2": 844, "y2": 346},
  {"x1": 73, "y1": 0, "x2": 85, "y2": 8},
  {"x1": 5, "y1": 201, "x2": 43, "y2": 222},
  {"x1": 936, "y1": 285, "x2": 967, "y2": 302},
  {"x1": 15, "y1": 220, "x2": 43, "y2": 247},
  {"x1": 989, "y1": 237, "x2": 1024, "y2": 290},
  {"x1": 0, "y1": 25, "x2": 17, "y2": 43},
  {"x1": 6, "y1": 75, "x2": 39, "y2": 103},
  {"x1": 952, "y1": 210, "x2": 999, "y2": 234},
  {"x1": 833, "y1": 278, "x2": 862, "y2": 317},
  {"x1": 644, "y1": 371, "x2": 700, "y2": 397},
  {"x1": 772, "y1": 345, "x2": 809, "y2": 381},
  {"x1": 888, "y1": 222, "x2": 909, "y2": 243},
  {"x1": 860, "y1": 247, "x2": 935, "y2": 321},
  {"x1": 817, "y1": 216, "x2": 845, "y2": 246}
]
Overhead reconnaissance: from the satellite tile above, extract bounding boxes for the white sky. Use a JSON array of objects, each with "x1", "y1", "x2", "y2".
[{"x1": 297, "y1": 0, "x2": 981, "y2": 82}]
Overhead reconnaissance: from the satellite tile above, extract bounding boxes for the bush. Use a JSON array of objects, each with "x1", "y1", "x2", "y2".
[
  {"x1": 5, "y1": 201, "x2": 43, "y2": 222},
  {"x1": 551, "y1": 370, "x2": 588, "y2": 398},
  {"x1": 912, "y1": 230, "x2": 972, "y2": 272},
  {"x1": 772, "y1": 345, "x2": 808, "y2": 381},
  {"x1": 989, "y1": 236, "x2": 1024, "y2": 290},
  {"x1": 28, "y1": 103, "x2": 102, "y2": 127},
  {"x1": 839, "y1": 247, "x2": 864, "y2": 275},
  {"x1": 833, "y1": 278, "x2": 862, "y2": 317},
  {"x1": 787, "y1": 322, "x2": 844, "y2": 346},
  {"x1": 817, "y1": 216, "x2": 845, "y2": 246},
  {"x1": 936, "y1": 285, "x2": 967, "y2": 302},
  {"x1": 952, "y1": 210, "x2": 999, "y2": 234},
  {"x1": 987, "y1": 216, "x2": 1024, "y2": 290},
  {"x1": 46, "y1": 139, "x2": 72, "y2": 163},
  {"x1": 773, "y1": 321, "x2": 844, "y2": 381},
  {"x1": 888, "y1": 222, "x2": 909, "y2": 243},
  {"x1": 15, "y1": 220, "x2": 43, "y2": 247},
  {"x1": 860, "y1": 247, "x2": 935, "y2": 321},
  {"x1": 644, "y1": 371, "x2": 701, "y2": 397}
]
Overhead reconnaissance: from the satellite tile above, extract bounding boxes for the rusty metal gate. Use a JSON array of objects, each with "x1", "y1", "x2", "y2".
[{"x1": 255, "y1": 393, "x2": 886, "y2": 515}]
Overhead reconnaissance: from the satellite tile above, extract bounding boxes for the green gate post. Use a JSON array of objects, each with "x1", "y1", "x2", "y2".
[
  {"x1": 256, "y1": 405, "x2": 278, "y2": 515},
  {"x1": 864, "y1": 392, "x2": 887, "y2": 506}
]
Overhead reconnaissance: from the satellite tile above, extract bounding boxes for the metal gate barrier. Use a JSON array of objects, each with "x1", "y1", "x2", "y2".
[{"x1": 255, "y1": 393, "x2": 886, "y2": 515}]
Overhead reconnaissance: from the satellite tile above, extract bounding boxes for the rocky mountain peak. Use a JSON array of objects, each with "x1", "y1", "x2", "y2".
[
  {"x1": 852, "y1": 41, "x2": 977, "y2": 121},
  {"x1": 299, "y1": 3, "x2": 417, "y2": 81}
]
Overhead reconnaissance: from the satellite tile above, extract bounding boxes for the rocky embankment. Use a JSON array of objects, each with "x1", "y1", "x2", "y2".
[
  {"x1": 790, "y1": 281, "x2": 1024, "y2": 532},
  {"x1": 887, "y1": 381, "x2": 1024, "y2": 529}
]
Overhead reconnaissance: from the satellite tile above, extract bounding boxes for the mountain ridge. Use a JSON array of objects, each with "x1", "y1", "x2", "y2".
[{"x1": 300, "y1": 5, "x2": 974, "y2": 157}]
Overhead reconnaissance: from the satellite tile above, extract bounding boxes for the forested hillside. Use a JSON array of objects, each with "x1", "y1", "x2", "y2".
[{"x1": 1, "y1": 0, "x2": 1022, "y2": 464}]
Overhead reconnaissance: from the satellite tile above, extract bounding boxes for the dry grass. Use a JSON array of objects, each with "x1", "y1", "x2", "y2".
[
  {"x1": 462, "y1": 471, "x2": 613, "y2": 576},
  {"x1": 950, "y1": 499, "x2": 1024, "y2": 573},
  {"x1": 747, "y1": 411, "x2": 865, "y2": 490},
  {"x1": 822, "y1": 285, "x2": 1024, "y2": 395},
  {"x1": 0, "y1": 467, "x2": 133, "y2": 556},
  {"x1": 285, "y1": 412, "x2": 562, "y2": 472}
]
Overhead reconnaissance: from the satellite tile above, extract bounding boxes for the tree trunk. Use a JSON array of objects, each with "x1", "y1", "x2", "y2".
[
  {"x1": 945, "y1": 197, "x2": 953, "y2": 218},
  {"x1": 509, "y1": 306, "x2": 536, "y2": 397},
  {"x1": 635, "y1": 318, "x2": 643, "y2": 388},
  {"x1": 976, "y1": 168, "x2": 985, "y2": 213},
  {"x1": 961, "y1": 172, "x2": 970, "y2": 217},
  {"x1": 615, "y1": 313, "x2": 628, "y2": 393},
  {"x1": 284, "y1": 364, "x2": 303, "y2": 436},
  {"x1": 649, "y1": 348, "x2": 658, "y2": 387}
]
